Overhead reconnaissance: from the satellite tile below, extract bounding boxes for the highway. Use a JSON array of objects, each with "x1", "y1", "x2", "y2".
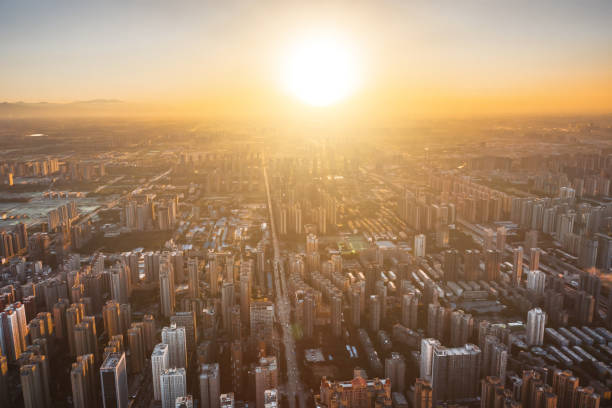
[{"x1": 263, "y1": 161, "x2": 307, "y2": 408}]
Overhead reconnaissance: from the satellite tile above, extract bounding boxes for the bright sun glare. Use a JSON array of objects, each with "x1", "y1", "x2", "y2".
[{"x1": 284, "y1": 35, "x2": 359, "y2": 107}]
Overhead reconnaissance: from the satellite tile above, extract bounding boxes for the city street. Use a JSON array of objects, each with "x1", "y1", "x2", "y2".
[{"x1": 263, "y1": 162, "x2": 307, "y2": 408}]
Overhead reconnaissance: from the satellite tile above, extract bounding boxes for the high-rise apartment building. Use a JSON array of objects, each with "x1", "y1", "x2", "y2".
[
  {"x1": 526, "y1": 308, "x2": 546, "y2": 346},
  {"x1": 200, "y1": 363, "x2": 220, "y2": 408},
  {"x1": 443, "y1": 249, "x2": 459, "y2": 282},
  {"x1": 530, "y1": 247, "x2": 541, "y2": 272},
  {"x1": 71, "y1": 353, "x2": 96, "y2": 408},
  {"x1": 420, "y1": 338, "x2": 441, "y2": 381},
  {"x1": 110, "y1": 262, "x2": 130, "y2": 304},
  {"x1": 102, "y1": 300, "x2": 122, "y2": 338},
  {"x1": 385, "y1": 352, "x2": 406, "y2": 393},
  {"x1": 512, "y1": 247, "x2": 523, "y2": 286},
  {"x1": 250, "y1": 300, "x2": 274, "y2": 346},
  {"x1": 152, "y1": 343, "x2": 170, "y2": 401},
  {"x1": 160, "y1": 261, "x2": 176, "y2": 318},
  {"x1": 369, "y1": 295, "x2": 381, "y2": 333},
  {"x1": 254, "y1": 356, "x2": 278, "y2": 408},
  {"x1": 100, "y1": 352, "x2": 128, "y2": 408},
  {"x1": 401, "y1": 293, "x2": 418, "y2": 330},
  {"x1": 430, "y1": 344, "x2": 481, "y2": 403},
  {"x1": 160, "y1": 368, "x2": 187, "y2": 408},
  {"x1": 414, "y1": 234, "x2": 426, "y2": 258},
  {"x1": 162, "y1": 324, "x2": 187, "y2": 369},
  {"x1": 331, "y1": 294, "x2": 342, "y2": 337},
  {"x1": 187, "y1": 258, "x2": 199, "y2": 298},
  {"x1": 221, "y1": 282, "x2": 235, "y2": 331},
  {"x1": 170, "y1": 312, "x2": 197, "y2": 355}
]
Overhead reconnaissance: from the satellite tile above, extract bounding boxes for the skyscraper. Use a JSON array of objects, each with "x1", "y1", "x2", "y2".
[
  {"x1": 0, "y1": 310, "x2": 22, "y2": 361},
  {"x1": 200, "y1": 363, "x2": 221, "y2": 408},
  {"x1": 66, "y1": 303, "x2": 83, "y2": 356},
  {"x1": 256, "y1": 247, "x2": 266, "y2": 289},
  {"x1": 170, "y1": 312, "x2": 197, "y2": 355},
  {"x1": 351, "y1": 285, "x2": 361, "y2": 327},
  {"x1": 254, "y1": 356, "x2": 278, "y2": 408},
  {"x1": 449, "y1": 309, "x2": 473, "y2": 347},
  {"x1": 127, "y1": 323, "x2": 145, "y2": 374},
  {"x1": 512, "y1": 246, "x2": 523, "y2": 287},
  {"x1": 152, "y1": 343, "x2": 170, "y2": 401},
  {"x1": 430, "y1": 344, "x2": 481, "y2": 403},
  {"x1": 160, "y1": 368, "x2": 187, "y2": 408},
  {"x1": 576, "y1": 386, "x2": 601, "y2": 408},
  {"x1": 369, "y1": 295, "x2": 381, "y2": 333},
  {"x1": 110, "y1": 262, "x2": 130, "y2": 304},
  {"x1": 527, "y1": 269, "x2": 546, "y2": 295},
  {"x1": 162, "y1": 324, "x2": 187, "y2": 369},
  {"x1": 552, "y1": 369, "x2": 579, "y2": 408},
  {"x1": 579, "y1": 239, "x2": 598, "y2": 269},
  {"x1": 143, "y1": 314, "x2": 156, "y2": 354},
  {"x1": 443, "y1": 249, "x2": 459, "y2": 282},
  {"x1": 526, "y1": 308, "x2": 546, "y2": 346},
  {"x1": 463, "y1": 249, "x2": 480, "y2": 281},
  {"x1": 74, "y1": 317, "x2": 98, "y2": 362},
  {"x1": 496, "y1": 226, "x2": 507, "y2": 253},
  {"x1": 240, "y1": 260, "x2": 252, "y2": 328},
  {"x1": 208, "y1": 255, "x2": 220, "y2": 296},
  {"x1": 414, "y1": 234, "x2": 426, "y2": 258},
  {"x1": 484, "y1": 228, "x2": 495, "y2": 251},
  {"x1": 160, "y1": 261, "x2": 176, "y2": 318},
  {"x1": 250, "y1": 300, "x2": 274, "y2": 346},
  {"x1": 385, "y1": 352, "x2": 406, "y2": 393},
  {"x1": 187, "y1": 258, "x2": 199, "y2": 298},
  {"x1": 100, "y1": 352, "x2": 128, "y2": 408},
  {"x1": 230, "y1": 341, "x2": 243, "y2": 397},
  {"x1": 306, "y1": 233, "x2": 318, "y2": 253},
  {"x1": 102, "y1": 301, "x2": 122, "y2": 338},
  {"x1": 484, "y1": 250, "x2": 501, "y2": 282},
  {"x1": 530, "y1": 247, "x2": 541, "y2": 272},
  {"x1": 401, "y1": 292, "x2": 418, "y2": 330},
  {"x1": 222, "y1": 282, "x2": 235, "y2": 331},
  {"x1": 331, "y1": 294, "x2": 342, "y2": 337},
  {"x1": 71, "y1": 353, "x2": 97, "y2": 408},
  {"x1": 20, "y1": 363, "x2": 47, "y2": 408},
  {"x1": 303, "y1": 292, "x2": 315, "y2": 338},
  {"x1": 420, "y1": 338, "x2": 441, "y2": 381}
]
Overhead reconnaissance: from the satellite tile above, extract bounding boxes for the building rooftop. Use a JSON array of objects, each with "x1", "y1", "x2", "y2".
[{"x1": 100, "y1": 352, "x2": 124, "y2": 370}]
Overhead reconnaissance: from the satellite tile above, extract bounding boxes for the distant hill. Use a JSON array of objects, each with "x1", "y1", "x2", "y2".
[{"x1": 0, "y1": 100, "x2": 124, "y2": 118}]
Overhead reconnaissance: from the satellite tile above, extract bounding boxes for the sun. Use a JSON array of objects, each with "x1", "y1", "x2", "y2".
[{"x1": 283, "y1": 35, "x2": 359, "y2": 107}]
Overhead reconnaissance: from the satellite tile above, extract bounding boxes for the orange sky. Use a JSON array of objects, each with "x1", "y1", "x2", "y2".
[{"x1": 1, "y1": 1, "x2": 611, "y2": 122}]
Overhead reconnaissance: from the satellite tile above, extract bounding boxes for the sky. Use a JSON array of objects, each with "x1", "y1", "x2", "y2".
[{"x1": 1, "y1": 0, "x2": 611, "y2": 121}]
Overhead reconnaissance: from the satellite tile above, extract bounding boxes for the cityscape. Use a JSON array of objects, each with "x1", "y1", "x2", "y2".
[{"x1": 1, "y1": 2, "x2": 612, "y2": 408}]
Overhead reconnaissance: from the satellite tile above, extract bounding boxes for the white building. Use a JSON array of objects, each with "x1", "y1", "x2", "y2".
[
  {"x1": 526, "y1": 308, "x2": 546, "y2": 346},
  {"x1": 414, "y1": 234, "x2": 426, "y2": 258},
  {"x1": 160, "y1": 368, "x2": 186, "y2": 408},
  {"x1": 162, "y1": 324, "x2": 187, "y2": 369},
  {"x1": 152, "y1": 343, "x2": 169, "y2": 400}
]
